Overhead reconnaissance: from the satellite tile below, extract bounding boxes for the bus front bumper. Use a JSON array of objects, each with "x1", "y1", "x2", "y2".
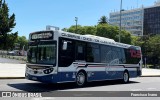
[{"x1": 25, "y1": 73, "x2": 58, "y2": 83}]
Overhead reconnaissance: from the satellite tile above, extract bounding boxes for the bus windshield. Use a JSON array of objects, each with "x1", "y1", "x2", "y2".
[{"x1": 27, "y1": 42, "x2": 56, "y2": 65}]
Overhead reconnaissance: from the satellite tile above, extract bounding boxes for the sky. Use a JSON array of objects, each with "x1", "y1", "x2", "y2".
[{"x1": 5, "y1": 0, "x2": 157, "y2": 38}]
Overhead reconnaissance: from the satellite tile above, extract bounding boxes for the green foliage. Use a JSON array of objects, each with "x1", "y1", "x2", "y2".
[
  {"x1": 147, "y1": 35, "x2": 160, "y2": 57},
  {"x1": 145, "y1": 35, "x2": 160, "y2": 66},
  {"x1": 67, "y1": 25, "x2": 82, "y2": 34},
  {"x1": 63, "y1": 15, "x2": 132, "y2": 44},
  {"x1": 98, "y1": 16, "x2": 108, "y2": 24},
  {"x1": 65, "y1": 23, "x2": 132, "y2": 44},
  {"x1": 131, "y1": 36, "x2": 140, "y2": 45},
  {"x1": 0, "y1": 32, "x2": 18, "y2": 50},
  {"x1": 119, "y1": 30, "x2": 132, "y2": 44},
  {"x1": 66, "y1": 25, "x2": 96, "y2": 35},
  {"x1": 132, "y1": 35, "x2": 160, "y2": 66},
  {"x1": 0, "y1": 0, "x2": 17, "y2": 50},
  {"x1": 96, "y1": 24, "x2": 109, "y2": 37},
  {"x1": 16, "y1": 36, "x2": 28, "y2": 50},
  {"x1": 83, "y1": 26, "x2": 96, "y2": 35},
  {"x1": 0, "y1": 0, "x2": 16, "y2": 35},
  {"x1": 96, "y1": 24, "x2": 121, "y2": 40}
]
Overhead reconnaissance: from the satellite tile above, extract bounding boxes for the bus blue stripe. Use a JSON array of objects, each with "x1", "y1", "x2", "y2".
[{"x1": 26, "y1": 70, "x2": 139, "y2": 83}]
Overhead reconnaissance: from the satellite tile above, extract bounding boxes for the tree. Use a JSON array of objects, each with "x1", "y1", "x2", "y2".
[
  {"x1": 131, "y1": 36, "x2": 140, "y2": 45},
  {"x1": 0, "y1": 0, "x2": 17, "y2": 50},
  {"x1": 67, "y1": 25, "x2": 96, "y2": 35},
  {"x1": 96, "y1": 24, "x2": 118, "y2": 39},
  {"x1": 83, "y1": 26, "x2": 96, "y2": 35},
  {"x1": 65, "y1": 24, "x2": 132, "y2": 44},
  {"x1": 115, "y1": 30, "x2": 132, "y2": 44},
  {"x1": 67, "y1": 25, "x2": 84, "y2": 34},
  {"x1": 16, "y1": 36, "x2": 28, "y2": 50},
  {"x1": 98, "y1": 16, "x2": 108, "y2": 24},
  {"x1": 96, "y1": 24, "x2": 132, "y2": 44},
  {"x1": 147, "y1": 35, "x2": 160, "y2": 66},
  {"x1": 132, "y1": 35, "x2": 160, "y2": 67}
]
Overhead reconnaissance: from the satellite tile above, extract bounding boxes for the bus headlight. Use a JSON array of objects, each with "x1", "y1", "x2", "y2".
[{"x1": 43, "y1": 68, "x2": 54, "y2": 74}]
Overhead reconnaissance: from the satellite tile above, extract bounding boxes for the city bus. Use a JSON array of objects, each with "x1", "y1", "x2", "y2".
[{"x1": 25, "y1": 26, "x2": 142, "y2": 87}]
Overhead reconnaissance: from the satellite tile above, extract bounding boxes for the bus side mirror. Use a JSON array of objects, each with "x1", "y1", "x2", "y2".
[{"x1": 62, "y1": 41, "x2": 68, "y2": 50}]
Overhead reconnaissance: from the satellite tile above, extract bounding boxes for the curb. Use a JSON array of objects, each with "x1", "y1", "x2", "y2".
[
  {"x1": 0, "y1": 77, "x2": 25, "y2": 79},
  {"x1": 140, "y1": 75, "x2": 160, "y2": 77}
]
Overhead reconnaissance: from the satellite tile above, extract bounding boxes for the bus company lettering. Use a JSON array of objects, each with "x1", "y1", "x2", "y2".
[
  {"x1": 62, "y1": 33, "x2": 115, "y2": 45},
  {"x1": 62, "y1": 33, "x2": 80, "y2": 39},
  {"x1": 130, "y1": 49, "x2": 141, "y2": 58},
  {"x1": 83, "y1": 37, "x2": 92, "y2": 41},
  {"x1": 62, "y1": 33, "x2": 92, "y2": 41}
]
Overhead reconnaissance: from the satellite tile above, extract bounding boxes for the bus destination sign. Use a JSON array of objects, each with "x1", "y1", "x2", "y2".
[{"x1": 31, "y1": 31, "x2": 53, "y2": 40}]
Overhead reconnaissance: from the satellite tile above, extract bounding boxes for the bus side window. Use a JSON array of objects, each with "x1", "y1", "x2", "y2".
[
  {"x1": 100, "y1": 45, "x2": 111, "y2": 63},
  {"x1": 87, "y1": 43, "x2": 100, "y2": 63},
  {"x1": 75, "y1": 42, "x2": 86, "y2": 61}
]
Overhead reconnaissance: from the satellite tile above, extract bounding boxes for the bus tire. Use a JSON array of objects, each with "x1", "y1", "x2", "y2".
[
  {"x1": 122, "y1": 71, "x2": 129, "y2": 83},
  {"x1": 76, "y1": 71, "x2": 87, "y2": 87}
]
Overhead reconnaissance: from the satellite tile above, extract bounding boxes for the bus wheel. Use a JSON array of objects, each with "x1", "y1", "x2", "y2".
[
  {"x1": 123, "y1": 71, "x2": 129, "y2": 83},
  {"x1": 76, "y1": 71, "x2": 86, "y2": 87}
]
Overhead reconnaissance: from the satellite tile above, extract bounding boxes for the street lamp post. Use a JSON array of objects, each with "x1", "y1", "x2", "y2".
[
  {"x1": 75, "y1": 17, "x2": 78, "y2": 33},
  {"x1": 119, "y1": 0, "x2": 122, "y2": 43}
]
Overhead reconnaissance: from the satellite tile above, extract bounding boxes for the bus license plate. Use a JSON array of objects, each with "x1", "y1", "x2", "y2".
[{"x1": 32, "y1": 77, "x2": 37, "y2": 80}]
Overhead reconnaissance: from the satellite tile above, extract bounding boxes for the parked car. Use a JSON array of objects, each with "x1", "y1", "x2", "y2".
[{"x1": 8, "y1": 50, "x2": 19, "y2": 56}]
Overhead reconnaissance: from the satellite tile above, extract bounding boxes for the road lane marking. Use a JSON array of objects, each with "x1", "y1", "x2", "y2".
[
  {"x1": 147, "y1": 88, "x2": 157, "y2": 90},
  {"x1": 131, "y1": 89, "x2": 142, "y2": 91},
  {"x1": 31, "y1": 97, "x2": 55, "y2": 100}
]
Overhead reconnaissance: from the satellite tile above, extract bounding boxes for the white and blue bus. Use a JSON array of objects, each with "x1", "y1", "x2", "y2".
[{"x1": 25, "y1": 26, "x2": 142, "y2": 86}]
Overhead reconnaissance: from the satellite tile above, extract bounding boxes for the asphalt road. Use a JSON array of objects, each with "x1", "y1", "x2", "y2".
[
  {"x1": 1, "y1": 77, "x2": 160, "y2": 92},
  {"x1": 0, "y1": 77, "x2": 160, "y2": 100}
]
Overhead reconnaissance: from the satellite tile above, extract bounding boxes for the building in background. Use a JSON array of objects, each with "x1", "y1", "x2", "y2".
[
  {"x1": 109, "y1": 0, "x2": 160, "y2": 36},
  {"x1": 109, "y1": 7, "x2": 144, "y2": 36},
  {"x1": 144, "y1": 1, "x2": 160, "y2": 35}
]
